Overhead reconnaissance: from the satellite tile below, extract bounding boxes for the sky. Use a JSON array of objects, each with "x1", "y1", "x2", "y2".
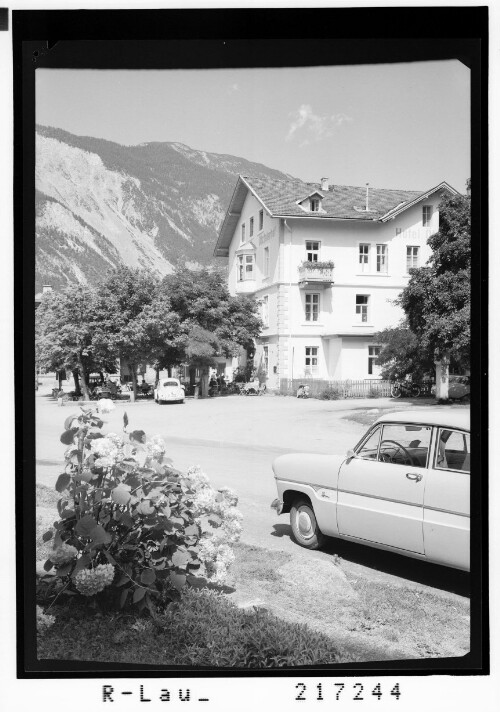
[{"x1": 36, "y1": 60, "x2": 470, "y2": 192}]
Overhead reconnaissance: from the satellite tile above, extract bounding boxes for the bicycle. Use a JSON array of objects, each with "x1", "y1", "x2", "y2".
[{"x1": 390, "y1": 380, "x2": 421, "y2": 398}]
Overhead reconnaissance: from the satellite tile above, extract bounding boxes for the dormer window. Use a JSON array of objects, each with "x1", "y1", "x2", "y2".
[{"x1": 297, "y1": 190, "x2": 325, "y2": 214}]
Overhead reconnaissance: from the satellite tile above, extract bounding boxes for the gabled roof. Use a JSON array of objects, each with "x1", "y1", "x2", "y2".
[{"x1": 214, "y1": 175, "x2": 458, "y2": 257}]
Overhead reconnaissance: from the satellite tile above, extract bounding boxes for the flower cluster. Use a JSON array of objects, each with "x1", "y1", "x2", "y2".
[
  {"x1": 198, "y1": 541, "x2": 235, "y2": 584},
  {"x1": 97, "y1": 398, "x2": 116, "y2": 414},
  {"x1": 146, "y1": 435, "x2": 167, "y2": 460},
  {"x1": 49, "y1": 542, "x2": 78, "y2": 566},
  {"x1": 74, "y1": 564, "x2": 115, "y2": 596},
  {"x1": 187, "y1": 466, "x2": 243, "y2": 582},
  {"x1": 36, "y1": 605, "x2": 55, "y2": 635},
  {"x1": 91, "y1": 436, "x2": 121, "y2": 468}
]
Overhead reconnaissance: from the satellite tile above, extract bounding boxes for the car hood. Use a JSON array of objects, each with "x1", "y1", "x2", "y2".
[{"x1": 272, "y1": 452, "x2": 346, "y2": 488}]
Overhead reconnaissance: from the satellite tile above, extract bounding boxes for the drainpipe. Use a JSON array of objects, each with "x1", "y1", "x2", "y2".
[{"x1": 284, "y1": 219, "x2": 293, "y2": 387}]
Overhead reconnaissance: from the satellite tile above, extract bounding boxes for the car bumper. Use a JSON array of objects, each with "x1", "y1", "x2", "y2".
[{"x1": 270, "y1": 498, "x2": 284, "y2": 515}]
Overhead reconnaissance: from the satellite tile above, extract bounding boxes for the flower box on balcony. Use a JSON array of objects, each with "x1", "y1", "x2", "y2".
[{"x1": 298, "y1": 261, "x2": 335, "y2": 288}]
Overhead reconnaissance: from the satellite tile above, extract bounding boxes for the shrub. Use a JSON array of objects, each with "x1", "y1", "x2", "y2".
[
  {"x1": 318, "y1": 387, "x2": 342, "y2": 400},
  {"x1": 37, "y1": 407, "x2": 242, "y2": 615}
]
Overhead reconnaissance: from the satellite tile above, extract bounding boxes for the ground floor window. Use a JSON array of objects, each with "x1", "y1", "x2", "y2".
[
  {"x1": 406, "y1": 245, "x2": 420, "y2": 271},
  {"x1": 305, "y1": 346, "x2": 318, "y2": 375},
  {"x1": 368, "y1": 345, "x2": 381, "y2": 375}
]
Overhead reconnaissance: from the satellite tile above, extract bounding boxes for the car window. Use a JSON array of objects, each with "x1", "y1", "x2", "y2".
[
  {"x1": 435, "y1": 429, "x2": 470, "y2": 473},
  {"x1": 163, "y1": 380, "x2": 178, "y2": 387},
  {"x1": 356, "y1": 426, "x2": 382, "y2": 460},
  {"x1": 379, "y1": 424, "x2": 432, "y2": 467}
]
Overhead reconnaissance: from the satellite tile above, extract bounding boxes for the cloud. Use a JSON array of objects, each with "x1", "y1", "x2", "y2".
[
  {"x1": 227, "y1": 83, "x2": 239, "y2": 94},
  {"x1": 285, "y1": 104, "x2": 352, "y2": 145}
]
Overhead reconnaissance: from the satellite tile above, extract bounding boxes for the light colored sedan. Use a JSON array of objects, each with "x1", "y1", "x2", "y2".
[
  {"x1": 271, "y1": 409, "x2": 470, "y2": 571},
  {"x1": 154, "y1": 378, "x2": 185, "y2": 405}
]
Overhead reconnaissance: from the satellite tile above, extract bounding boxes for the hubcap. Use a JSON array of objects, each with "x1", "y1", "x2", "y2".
[{"x1": 297, "y1": 509, "x2": 314, "y2": 539}]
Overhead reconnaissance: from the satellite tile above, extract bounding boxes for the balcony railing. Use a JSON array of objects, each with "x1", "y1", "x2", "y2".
[{"x1": 298, "y1": 261, "x2": 334, "y2": 289}]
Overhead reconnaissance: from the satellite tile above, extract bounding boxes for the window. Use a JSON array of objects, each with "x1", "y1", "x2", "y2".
[
  {"x1": 305, "y1": 293, "x2": 320, "y2": 322},
  {"x1": 422, "y1": 205, "x2": 432, "y2": 227},
  {"x1": 357, "y1": 426, "x2": 382, "y2": 460},
  {"x1": 261, "y1": 295, "x2": 269, "y2": 327},
  {"x1": 241, "y1": 223, "x2": 245, "y2": 242},
  {"x1": 249, "y1": 217, "x2": 254, "y2": 237},
  {"x1": 237, "y1": 254, "x2": 255, "y2": 281},
  {"x1": 310, "y1": 198, "x2": 320, "y2": 212},
  {"x1": 264, "y1": 246, "x2": 270, "y2": 277},
  {"x1": 435, "y1": 429, "x2": 470, "y2": 473},
  {"x1": 368, "y1": 345, "x2": 381, "y2": 375},
  {"x1": 376, "y1": 244, "x2": 388, "y2": 273},
  {"x1": 379, "y1": 424, "x2": 432, "y2": 467},
  {"x1": 406, "y1": 246, "x2": 420, "y2": 271},
  {"x1": 259, "y1": 209, "x2": 264, "y2": 231},
  {"x1": 263, "y1": 346, "x2": 269, "y2": 376},
  {"x1": 306, "y1": 240, "x2": 320, "y2": 262},
  {"x1": 359, "y1": 243, "x2": 369, "y2": 272},
  {"x1": 305, "y1": 346, "x2": 318, "y2": 375},
  {"x1": 355, "y1": 295, "x2": 369, "y2": 323}
]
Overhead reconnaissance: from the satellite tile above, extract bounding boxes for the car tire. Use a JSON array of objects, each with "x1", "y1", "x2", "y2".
[{"x1": 290, "y1": 498, "x2": 325, "y2": 550}]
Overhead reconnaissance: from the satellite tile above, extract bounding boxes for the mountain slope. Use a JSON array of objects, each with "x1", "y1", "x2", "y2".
[{"x1": 35, "y1": 126, "x2": 295, "y2": 291}]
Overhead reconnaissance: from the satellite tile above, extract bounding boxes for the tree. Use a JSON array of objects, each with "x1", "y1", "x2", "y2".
[
  {"x1": 373, "y1": 321, "x2": 434, "y2": 381},
  {"x1": 93, "y1": 267, "x2": 183, "y2": 401},
  {"x1": 159, "y1": 268, "x2": 262, "y2": 395},
  {"x1": 35, "y1": 285, "x2": 112, "y2": 400},
  {"x1": 376, "y1": 188, "x2": 471, "y2": 398}
]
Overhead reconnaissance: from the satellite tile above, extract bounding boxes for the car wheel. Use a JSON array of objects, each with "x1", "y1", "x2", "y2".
[{"x1": 290, "y1": 498, "x2": 325, "y2": 550}]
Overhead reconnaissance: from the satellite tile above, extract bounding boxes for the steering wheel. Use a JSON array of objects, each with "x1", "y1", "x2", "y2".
[{"x1": 379, "y1": 439, "x2": 416, "y2": 466}]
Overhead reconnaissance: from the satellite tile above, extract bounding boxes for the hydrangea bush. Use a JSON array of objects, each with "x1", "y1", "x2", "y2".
[{"x1": 37, "y1": 406, "x2": 242, "y2": 615}]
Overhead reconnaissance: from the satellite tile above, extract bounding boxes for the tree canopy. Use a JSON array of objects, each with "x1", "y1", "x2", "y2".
[
  {"x1": 36, "y1": 265, "x2": 262, "y2": 399},
  {"x1": 375, "y1": 188, "x2": 471, "y2": 385}
]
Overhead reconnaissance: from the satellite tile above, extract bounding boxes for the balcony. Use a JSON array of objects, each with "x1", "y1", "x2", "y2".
[{"x1": 298, "y1": 261, "x2": 334, "y2": 289}]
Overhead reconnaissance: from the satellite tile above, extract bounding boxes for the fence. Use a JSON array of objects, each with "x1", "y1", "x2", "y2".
[{"x1": 279, "y1": 378, "x2": 392, "y2": 399}]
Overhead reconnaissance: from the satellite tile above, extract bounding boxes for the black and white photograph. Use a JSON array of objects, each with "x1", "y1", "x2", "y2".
[{"x1": 3, "y1": 3, "x2": 494, "y2": 710}]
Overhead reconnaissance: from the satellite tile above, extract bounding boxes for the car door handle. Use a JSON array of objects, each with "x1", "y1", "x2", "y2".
[{"x1": 406, "y1": 472, "x2": 423, "y2": 482}]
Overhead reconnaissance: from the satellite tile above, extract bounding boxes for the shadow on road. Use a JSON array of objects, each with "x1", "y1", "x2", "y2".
[{"x1": 271, "y1": 524, "x2": 469, "y2": 598}]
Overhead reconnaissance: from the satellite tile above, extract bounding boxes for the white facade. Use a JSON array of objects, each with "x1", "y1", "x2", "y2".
[{"x1": 220, "y1": 180, "x2": 452, "y2": 389}]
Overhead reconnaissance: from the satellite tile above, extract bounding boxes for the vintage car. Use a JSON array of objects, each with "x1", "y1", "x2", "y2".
[
  {"x1": 271, "y1": 409, "x2": 470, "y2": 571},
  {"x1": 154, "y1": 378, "x2": 185, "y2": 405}
]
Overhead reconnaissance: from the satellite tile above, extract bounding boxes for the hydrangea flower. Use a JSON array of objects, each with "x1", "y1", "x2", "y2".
[
  {"x1": 49, "y1": 542, "x2": 79, "y2": 566},
  {"x1": 74, "y1": 564, "x2": 115, "y2": 596},
  {"x1": 36, "y1": 605, "x2": 55, "y2": 635},
  {"x1": 97, "y1": 398, "x2": 116, "y2": 414}
]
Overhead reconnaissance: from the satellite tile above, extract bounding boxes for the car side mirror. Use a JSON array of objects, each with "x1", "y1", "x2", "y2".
[{"x1": 346, "y1": 449, "x2": 356, "y2": 462}]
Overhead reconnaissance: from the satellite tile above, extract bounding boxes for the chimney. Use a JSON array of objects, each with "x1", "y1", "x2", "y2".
[
  {"x1": 42, "y1": 285, "x2": 53, "y2": 294},
  {"x1": 320, "y1": 177, "x2": 330, "y2": 192}
]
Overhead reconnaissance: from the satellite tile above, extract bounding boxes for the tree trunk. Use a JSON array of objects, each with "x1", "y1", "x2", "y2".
[
  {"x1": 167, "y1": 365, "x2": 172, "y2": 377},
  {"x1": 434, "y1": 353, "x2": 450, "y2": 401},
  {"x1": 72, "y1": 369, "x2": 82, "y2": 396},
  {"x1": 129, "y1": 364, "x2": 138, "y2": 402},
  {"x1": 200, "y1": 369, "x2": 210, "y2": 399},
  {"x1": 76, "y1": 360, "x2": 90, "y2": 401}
]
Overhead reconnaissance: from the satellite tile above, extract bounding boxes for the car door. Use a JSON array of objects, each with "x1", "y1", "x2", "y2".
[
  {"x1": 423, "y1": 428, "x2": 470, "y2": 570},
  {"x1": 337, "y1": 422, "x2": 431, "y2": 554}
]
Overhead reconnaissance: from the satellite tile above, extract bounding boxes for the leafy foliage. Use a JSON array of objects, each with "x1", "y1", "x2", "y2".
[
  {"x1": 375, "y1": 190, "x2": 471, "y2": 378},
  {"x1": 398, "y1": 191, "x2": 470, "y2": 369},
  {"x1": 37, "y1": 408, "x2": 242, "y2": 614}
]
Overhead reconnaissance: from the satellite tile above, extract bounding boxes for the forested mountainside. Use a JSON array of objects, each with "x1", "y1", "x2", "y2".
[{"x1": 35, "y1": 125, "x2": 295, "y2": 292}]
